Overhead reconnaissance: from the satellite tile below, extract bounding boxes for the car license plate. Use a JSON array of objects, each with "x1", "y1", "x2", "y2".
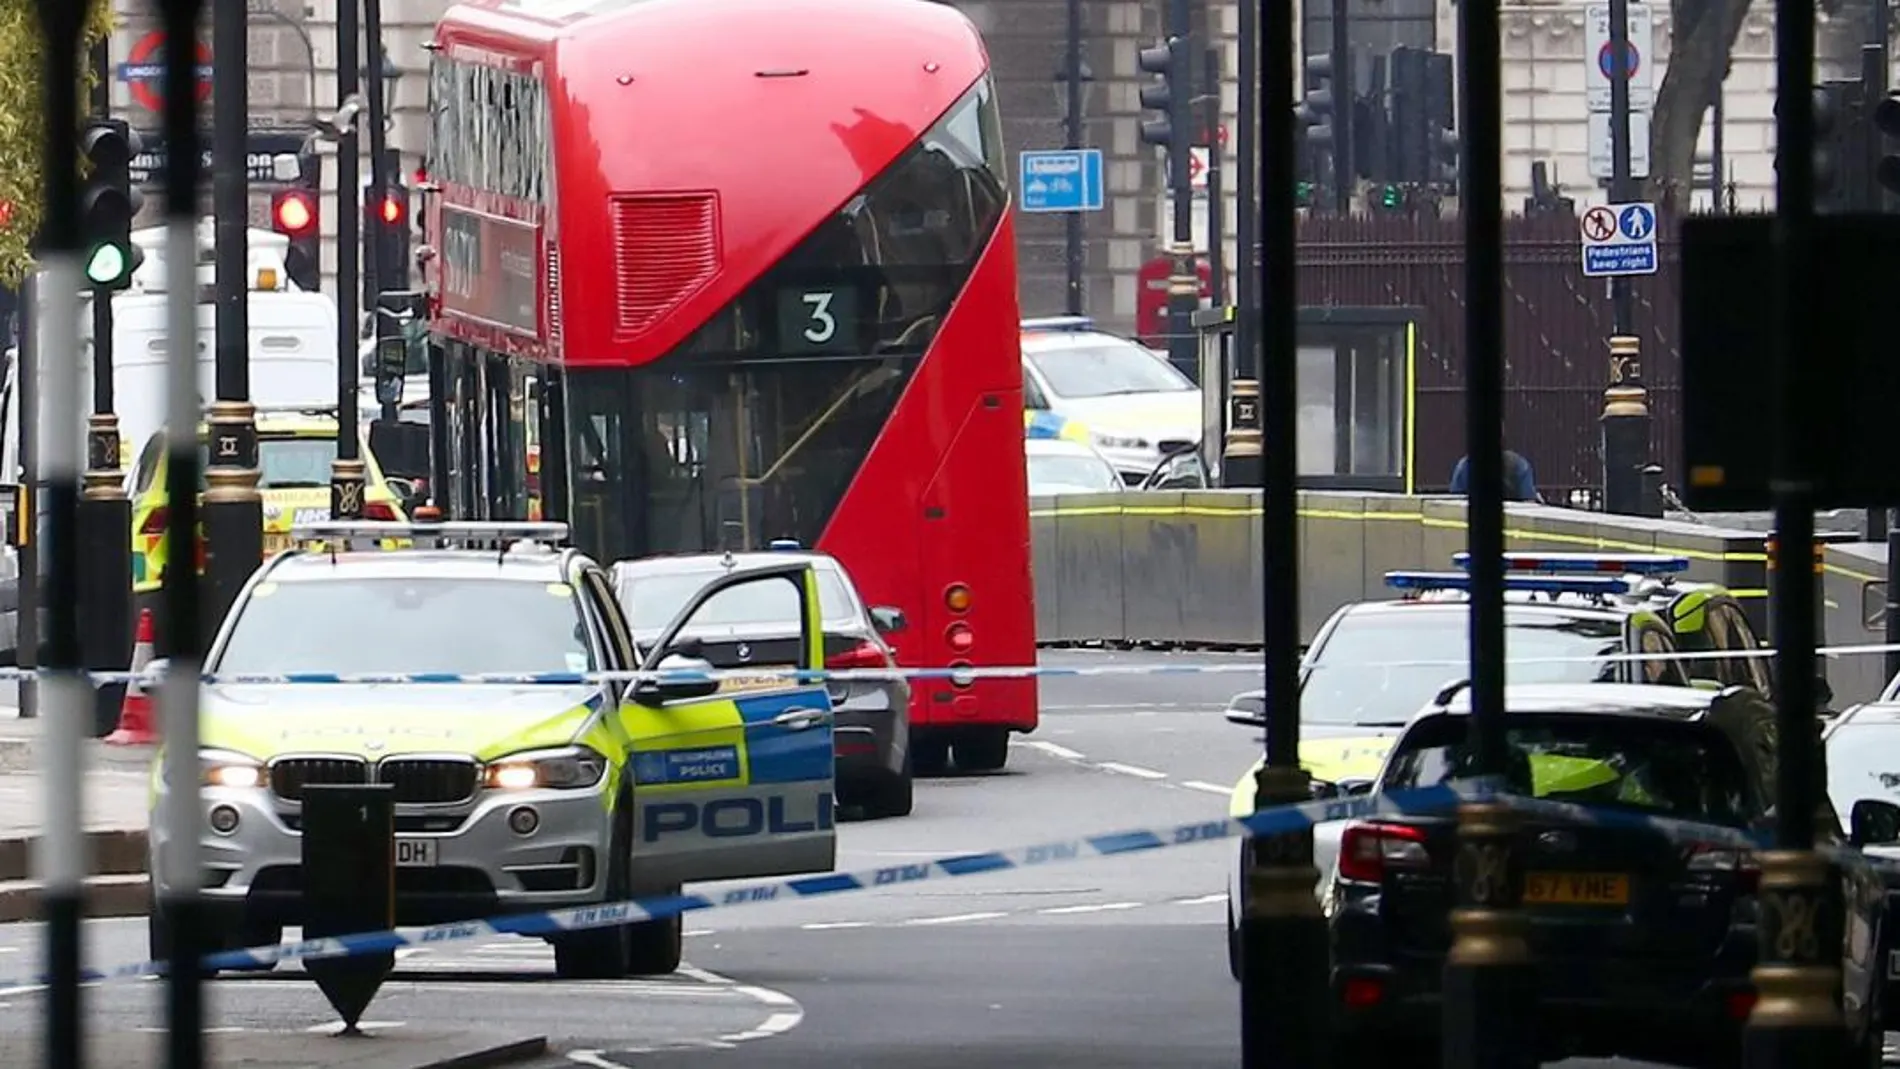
[
  {"x1": 1523, "y1": 871, "x2": 1628, "y2": 905},
  {"x1": 395, "y1": 838, "x2": 438, "y2": 868},
  {"x1": 262, "y1": 532, "x2": 291, "y2": 554}
]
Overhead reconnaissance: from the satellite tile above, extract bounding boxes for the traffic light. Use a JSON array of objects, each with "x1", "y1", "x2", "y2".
[
  {"x1": 78, "y1": 119, "x2": 144, "y2": 290},
  {"x1": 364, "y1": 181, "x2": 412, "y2": 305},
  {"x1": 1807, "y1": 81, "x2": 1863, "y2": 213},
  {"x1": 270, "y1": 188, "x2": 321, "y2": 291},
  {"x1": 1874, "y1": 90, "x2": 1900, "y2": 198},
  {"x1": 1297, "y1": 52, "x2": 1336, "y2": 152},
  {"x1": 1137, "y1": 38, "x2": 1185, "y2": 158},
  {"x1": 1423, "y1": 51, "x2": 1459, "y2": 190}
]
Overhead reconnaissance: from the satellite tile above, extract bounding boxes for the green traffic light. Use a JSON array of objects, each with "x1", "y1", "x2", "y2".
[
  {"x1": 84, "y1": 243, "x2": 128, "y2": 286},
  {"x1": 1379, "y1": 184, "x2": 1404, "y2": 209},
  {"x1": 1295, "y1": 180, "x2": 1314, "y2": 205}
]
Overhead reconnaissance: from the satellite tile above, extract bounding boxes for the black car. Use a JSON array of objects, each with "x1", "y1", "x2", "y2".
[
  {"x1": 1322, "y1": 682, "x2": 1891, "y2": 1069},
  {"x1": 611, "y1": 549, "x2": 914, "y2": 819}
]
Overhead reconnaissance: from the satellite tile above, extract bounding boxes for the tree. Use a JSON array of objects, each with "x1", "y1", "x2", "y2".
[
  {"x1": 0, "y1": 1, "x2": 115, "y2": 285},
  {"x1": 1644, "y1": 0, "x2": 1755, "y2": 208}
]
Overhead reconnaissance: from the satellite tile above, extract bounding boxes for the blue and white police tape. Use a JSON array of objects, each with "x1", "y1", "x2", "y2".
[
  {"x1": 0, "y1": 781, "x2": 1481, "y2": 995},
  {"x1": 11, "y1": 639, "x2": 1900, "y2": 689}
]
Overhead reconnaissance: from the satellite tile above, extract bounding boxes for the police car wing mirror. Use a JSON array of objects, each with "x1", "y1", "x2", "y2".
[
  {"x1": 632, "y1": 653, "x2": 720, "y2": 706},
  {"x1": 1338, "y1": 779, "x2": 1374, "y2": 797},
  {"x1": 870, "y1": 606, "x2": 906, "y2": 635},
  {"x1": 383, "y1": 477, "x2": 416, "y2": 502},
  {"x1": 1223, "y1": 690, "x2": 1268, "y2": 729},
  {"x1": 1850, "y1": 798, "x2": 1900, "y2": 847}
]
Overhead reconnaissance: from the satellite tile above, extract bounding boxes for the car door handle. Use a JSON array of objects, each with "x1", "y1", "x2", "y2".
[{"x1": 771, "y1": 708, "x2": 829, "y2": 731}]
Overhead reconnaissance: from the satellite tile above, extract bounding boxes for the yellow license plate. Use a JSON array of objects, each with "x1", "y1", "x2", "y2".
[
  {"x1": 262, "y1": 532, "x2": 291, "y2": 554},
  {"x1": 1524, "y1": 871, "x2": 1629, "y2": 905}
]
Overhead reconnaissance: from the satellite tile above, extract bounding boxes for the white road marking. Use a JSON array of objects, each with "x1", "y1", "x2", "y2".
[
  {"x1": 566, "y1": 963, "x2": 806, "y2": 1063},
  {"x1": 305, "y1": 1021, "x2": 406, "y2": 1034},
  {"x1": 1020, "y1": 740, "x2": 1085, "y2": 761},
  {"x1": 1172, "y1": 894, "x2": 1226, "y2": 906},
  {"x1": 1037, "y1": 902, "x2": 1143, "y2": 915},
  {"x1": 1098, "y1": 762, "x2": 1167, "y2": 780},
  {"x1": 0, "y1": 947, "x2": 17, "y2": 954},
  {"x1": 801, "y1": 921, "x2": 871, "y2": 930},
  {"x1": 906, "y1": 911, "x2": 1009, "y2": 926},
  {"x1": 678, "y1": 962, "x2": 735, "y2": 986},
  {"x1": 1183, "y1": 780, "x2": 1233, "y2": 795},
  {"x1": 718, "y1": 1010, "x2": 803, "y2": 1043},
  {"x1": 685, "y1": 929, "x2": 714, "y2": 937}
]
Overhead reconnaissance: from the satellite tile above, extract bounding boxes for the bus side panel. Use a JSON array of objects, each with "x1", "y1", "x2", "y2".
[{"x1": 816, "y1": 215, "x2": 1038, "y2": 732}]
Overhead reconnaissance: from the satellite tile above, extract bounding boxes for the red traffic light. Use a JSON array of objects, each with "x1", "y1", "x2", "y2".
[
  {"x1": 271, "y1": 189, "x2": 317, "y2": 237},
  {"x1": 378, "y1": 194, "x2": 405, "y2": 226}
]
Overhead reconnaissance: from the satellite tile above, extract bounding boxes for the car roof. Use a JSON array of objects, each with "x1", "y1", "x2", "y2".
[
  {"x1": 263, "y1": 546, "x2": 577, "y2": 584},
  {"x1": 1335, "y1": 598, "x2": 1630, "y2": 625},
  {"x1": 1830, "y1": 702, "x2": 1900, "y2": 729},
  {"x1": 1024, "y1": 438, "x2": 1102, "y2": 458},
  {"x1": 1432, "y1": 682, "x2": 1717, "y2": 719},
  {"x1": 1020, "y1": 327, "x2": 1147, "y2": 354},
  {"x1": 612, "y1": 551, "x2": 841, "y2": 580}
]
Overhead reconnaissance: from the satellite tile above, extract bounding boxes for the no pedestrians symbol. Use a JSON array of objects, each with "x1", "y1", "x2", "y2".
[{"x1": 1581, "y1": 206, "x2": 1617, "y2": 242}]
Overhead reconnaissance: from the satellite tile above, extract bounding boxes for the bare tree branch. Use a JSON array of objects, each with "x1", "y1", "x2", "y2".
[{"x1": 1644, "y1": 0, "x2": 1754, "y2": 209}]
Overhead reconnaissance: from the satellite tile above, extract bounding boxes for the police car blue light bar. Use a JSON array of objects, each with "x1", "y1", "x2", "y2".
[
  {"x1": 1020, "y1": 315, "x2": 1094, "y2": 332},
  {"x1": 768, "y1": 539, "x2": 802, "y2": 550},
  {"x1": 1385, "y1": 570, "x2": 1633, "y2": 596},
  {"x1": 293, "y1": 520, "x2": 570, "y2": 550},
  {"x1": 1449, "y1": 551, "x2": 1690, "y2": 577}
]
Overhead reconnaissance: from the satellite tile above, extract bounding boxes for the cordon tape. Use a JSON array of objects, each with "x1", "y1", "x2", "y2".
[
  {"x1": 10, "y1": 640, "x2": 1900, "y2": 688},
  {"x1": 1, "y1": 779, "x2": 1882, "y2": 997}
]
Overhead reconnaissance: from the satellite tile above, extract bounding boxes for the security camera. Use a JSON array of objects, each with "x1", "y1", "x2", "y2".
[{"x1": 315, "y1": 94, "x2": 366, "y2": 142}]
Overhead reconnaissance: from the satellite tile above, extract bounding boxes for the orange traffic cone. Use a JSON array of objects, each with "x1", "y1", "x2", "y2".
[{"x1": 105, "y1": 609, "x2": 156, "y2": 746}]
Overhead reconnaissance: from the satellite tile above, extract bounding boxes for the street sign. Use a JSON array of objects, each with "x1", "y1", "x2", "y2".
[
  {"x1": 1587, "y1": 112, "x2": 1652, "y2": 180},
  {"x1": 119, "y1": 31, "x2": 213, "y2": 114},
  {"x1": 1018, "y1": 149, "x2": 1104, "y2": 213},
  {"x1": 1585, "y1": 3, "x2": 1653, "y2": 112},
  {"x1": 1580, "y1": 200, "x2": 1658, "y2": 277},
  {"x1": 1188, "y1": 147, "x2": 1209, "y2": 191}
]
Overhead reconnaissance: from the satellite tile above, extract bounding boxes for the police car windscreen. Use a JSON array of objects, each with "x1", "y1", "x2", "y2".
[
  {"x1": 1027, "y1": 341, "x2": 1193, "y2": 398},
  {"x1": 623, "y1": 570, "x2": 856, "y2": 633},
  {"x1": 213, "y1": 577, "x2": 594, "y2": 676},
  {"x1": 1302, "y1": 610, "x2": 1622, "y2": 726},
  {"x1": 1381, "y1": 713, "x2": 1754, "y2": 825}
]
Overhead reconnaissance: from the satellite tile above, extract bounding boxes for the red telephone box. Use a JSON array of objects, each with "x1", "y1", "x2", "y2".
[{"x1": 1136, "y1": 254, "x2": 1213, "y2": 349}]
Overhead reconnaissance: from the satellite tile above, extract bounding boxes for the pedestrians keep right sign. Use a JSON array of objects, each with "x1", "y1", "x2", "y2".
[
  {"x1": 1580, "y1": 201, "x2": 1658, "y2": 278},
  {"x1": 1019, "y1": 149, "x2": 1104, "y2": 213}
]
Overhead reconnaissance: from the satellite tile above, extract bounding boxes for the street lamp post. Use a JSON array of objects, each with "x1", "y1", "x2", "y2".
[
  {"x1": 330, "y1": 2, "x2": 366, "y2": 520},
  {"x1": 364, "y1": 37, "x2": 403, "y2": 424}
]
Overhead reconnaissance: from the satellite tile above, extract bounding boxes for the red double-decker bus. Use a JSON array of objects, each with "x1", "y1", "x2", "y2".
[{"x1": 421, "y1": 0, "x2": 1038, "y2": 770}]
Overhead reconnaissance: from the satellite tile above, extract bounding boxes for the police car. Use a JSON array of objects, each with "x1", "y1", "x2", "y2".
[
  {"x1": 1219, "y1": 552, "x2": 1774, "y2": 980},
  {"x1": 147, "y1": 520, "x2": 838, "y2": 980}
]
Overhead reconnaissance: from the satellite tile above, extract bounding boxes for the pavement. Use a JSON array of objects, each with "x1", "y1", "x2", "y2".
[{"x1": 0, "y1": 649, "x2": 1855, "y2": 1066}]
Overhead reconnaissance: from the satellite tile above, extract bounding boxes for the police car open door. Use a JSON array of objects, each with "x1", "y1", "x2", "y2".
[{"x1": 625, "y1": 560, "x2": 838, "y2": 888}]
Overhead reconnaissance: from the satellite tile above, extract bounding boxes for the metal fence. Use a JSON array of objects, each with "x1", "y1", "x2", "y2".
[{"x1": 1296, "y1": 211, "x2": 1685, "y2": 492}]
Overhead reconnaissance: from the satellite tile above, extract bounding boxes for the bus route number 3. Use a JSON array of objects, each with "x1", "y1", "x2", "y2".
[{"x1": 777, "y1": 286, "x2": 859, "y2": 354}]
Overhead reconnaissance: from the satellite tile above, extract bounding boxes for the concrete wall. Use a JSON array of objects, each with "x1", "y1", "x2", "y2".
[{"x1": 1031, "y1": 491, "x2": 1899, "y2": 709}]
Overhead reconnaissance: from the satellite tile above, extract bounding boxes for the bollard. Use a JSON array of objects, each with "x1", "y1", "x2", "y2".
[
  {"x1": 1442, "y1": 799, "x2": 1536, "y2": 1068},
  {"x1": 301, "y1": 783, "x2": 396, "y2": 1032}
]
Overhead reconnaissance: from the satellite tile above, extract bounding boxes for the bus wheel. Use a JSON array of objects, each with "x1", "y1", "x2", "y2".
[
  {"x1": 953, "y1": 730, "x2": 1009, "y2": 773},
  {"x1": 911, "y1": 736, "x2": 950, "y2": 776}
]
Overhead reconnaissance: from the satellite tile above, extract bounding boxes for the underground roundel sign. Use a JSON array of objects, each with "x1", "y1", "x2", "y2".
[{"x1": 119, "y1": 31, "x2": 213, "y2": 114}]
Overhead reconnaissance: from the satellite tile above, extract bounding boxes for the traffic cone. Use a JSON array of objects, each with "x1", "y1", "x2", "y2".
[{"x1": 105, "y1": 609, "x2": 156, "y2": 746}]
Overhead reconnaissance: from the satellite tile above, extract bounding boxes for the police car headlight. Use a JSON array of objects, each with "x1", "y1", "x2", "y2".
[
  {"x1": 483, "y1": 746, "x2": 608, "y2": 791},
  {"x1": 200, "y1": 749, "x2": 264, "y2": 790},
  {"x1": 1092, "y1": 431, "x2": 1149, "y2": 451}
]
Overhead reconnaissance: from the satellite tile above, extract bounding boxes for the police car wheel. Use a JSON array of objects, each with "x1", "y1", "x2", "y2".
[
  {"x1": 552, "y1": 804, "x2": 635, "y2": 980},
  {"x1": 868, "y1": 771, "x2": 914, "y2": 819},
  {"x1": 624, "y1": 884, "x2": 684, "y2": 976}
]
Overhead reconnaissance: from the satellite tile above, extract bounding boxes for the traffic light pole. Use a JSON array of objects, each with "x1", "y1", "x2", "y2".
[
  {"x1": 364, "y1": 2, "x2": 398, "y2": 424},
  {"x1": 1062, "y1": 0, "x2": 1084, "y2": 316},
  {"x1": 332, "y1": 0, "x2": 367, "y2": 520},
  {"x1": 1222, "y1": 0, "x2": 1261, "y2": 489},
  {"x1": 1600, "y1": 0, "x2": 1651, "y2": 517},
  {"x1": 78, "y1": 41, "x2": 131, "y2": 738},
  {"x1": 1165, "y1": 0, "x2": 1198, "y2": 384},
  {"x1": 1239, "y1": 0, "x2": 1327, "y2": 1062},
  {"x1": 1329, "y1": 0, "x2": 1352, "y2": 214}
]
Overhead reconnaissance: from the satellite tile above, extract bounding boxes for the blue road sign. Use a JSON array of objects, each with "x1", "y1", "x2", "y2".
[
  {"x1": 1019, "y1": 149, "x2": 1104, "y2": 213},
  {"x1": 1579, "y1": 200, "x2": 1659, "y2": 278}
]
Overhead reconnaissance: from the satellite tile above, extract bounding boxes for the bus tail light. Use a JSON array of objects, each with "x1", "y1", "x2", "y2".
[
  {"x1": 826, "y1": 640, "x2": 887, "y2": 671},
  {"x1": 945, "y1": 621, "x2": 973, "y2": 653},
  {"x1": 1337, "y1": 822, "x2": 1429, "y2": 884},
  {"x1": 944, "y1": 583, "x2": 971, "y2": 613}
]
